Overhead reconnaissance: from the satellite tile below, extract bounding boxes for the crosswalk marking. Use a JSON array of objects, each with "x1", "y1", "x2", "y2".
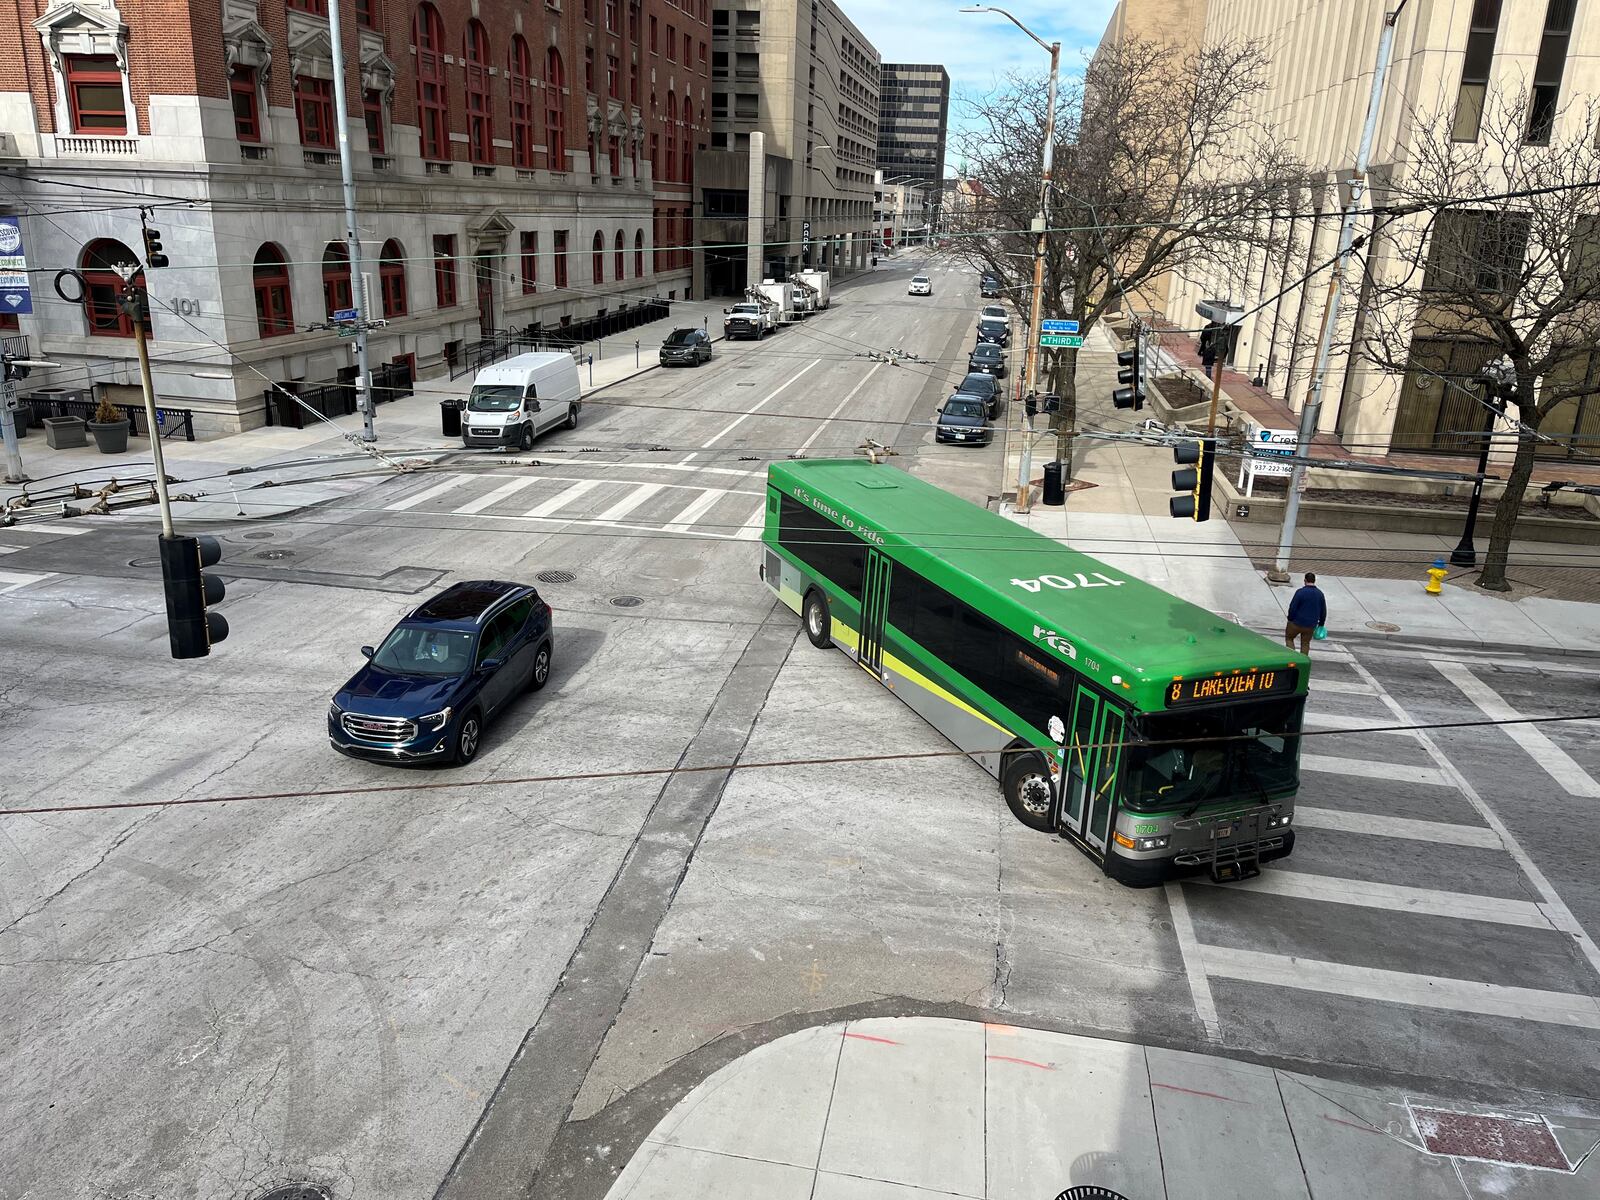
[
  {"x1": 663, "y1": 488, "x2": 730, "y2": 533},
  {"x1": 0, "y1": 521, "x2": 90, "y2": 536},
  {"x1": 1294, "y1": 806, "x2": 1502, "y2": 850},
  {"x1": 0, "y1": 568, "x2": 54, "y2": 595},
  {"x1": 594, "y1": 482, "x2": 665, "y2": 523},
  {"x1": 1196, "y1": 870, "x2": 1551, "y2": 929},
  {"x1": 1202, "y1": 946, "x2": 1600, "y2": 1030},
  {"x1": 1435, "y1": 661, "x2": 1600, "y2": 800},
  {"x1": 455, "y1": 476, "x2": 538, "y2": 514},
  {"x1": 737, "y1": 503, "x2": 766, "y2": 540},
  {"x1": 0, "y1": 544, "x2": 18, "y2": 555},
  {"x1": 1304, "y1": 711, "x2": 1407, "y2": 733},
  {"x1": 1299, "y1": 754, "x2": 1449, "y2": 786},
  {"x1": 384, "y1": 473, "x2": 471, "y2": 511},
  {"x1": 525, "y1": 479, "x2": 605, "y2": 517},
  {"x1": 1310, "y1": 677, "x2": 1376, "y2": 696}
]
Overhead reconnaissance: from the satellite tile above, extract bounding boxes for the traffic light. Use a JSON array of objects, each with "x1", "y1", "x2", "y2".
[
  {"x1": 1170, "y1": 437, "x2": 1217, "y2": 522},
  {"x1": 159, "y1": 533, "x2": 228, "y2": 658},
  {"x1": 1113, "y1": 328, "x2": 1143, "y2": 410},
  {"x1": 142, "y1": 226, "x2": 169, "y2": 269},
  {"x1": 2, "y1": 353, "x2": 28, "y2": 383}
]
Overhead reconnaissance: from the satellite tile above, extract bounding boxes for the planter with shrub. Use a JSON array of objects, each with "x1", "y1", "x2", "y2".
[{"x1": 87, "y1": 395, "x2": 131, "y2": 454}]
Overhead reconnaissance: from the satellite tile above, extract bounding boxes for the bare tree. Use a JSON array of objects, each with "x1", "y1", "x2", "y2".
[
  {"x1": 1360, "y1": 91, "x2": 1600, "y2": 591},
  {"x1": 951, "y1": 34, "x2": 1300, "y2": 472}
]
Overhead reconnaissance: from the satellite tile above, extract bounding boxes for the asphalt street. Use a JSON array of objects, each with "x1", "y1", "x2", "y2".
[{"x1": 2, "y1": 259, "x2": 1598, "y2": 1200}]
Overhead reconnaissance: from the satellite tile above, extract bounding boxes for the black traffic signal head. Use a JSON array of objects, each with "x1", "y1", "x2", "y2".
[
  {"x1": 159, "y1": 533, "x2": 228, "y2": 658},
  {"x1": 2, "y1": 354, "x2": 28, "y2": 383},
  {"x1": 1117, "y1": 347, "x2": 1137, "y2": 385},
  {"x1": 142, "y1": 226, "x2": 169, "y2": 269},
  {"x1": 1169, "y1": 437, "x2": 1216, "y2": 521}
]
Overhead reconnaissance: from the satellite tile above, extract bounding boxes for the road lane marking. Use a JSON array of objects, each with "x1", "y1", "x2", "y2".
[
  {"x1": 662, "y1": 488, "x2": 731, "y2": 533},
  {"x1": 1294, "y1": 806, "x2": 1502, "y2": 849},
  {"x1": 1299, "y1": 754, "x2": 1449, "y2": 786},
  {"x1": 1195, "y1": 870, "x2": 1550, "y2": 928},
  {"x1": 795, "y1": 362, "x2": 883, "y2": 455},
  {"x1": 594, "y1": 482, "x2": 665, "y2": 523},
  {"x1": 524, "y1": 478, "x2": 605, "y2": 517},
  {"x1": 384, "y1": 473, "x2": 472, "y2": 511},
  {"x1": 0, "y1": 521, "x2": 90, "y2": 535},
  {"x1": 0, "y1": 544, "x2": 18, "y2": 554},
  {"x1": 1310, "y1": 678, "x2": 1377, "y2": 695},
  {"x1": 681, "y1": 357, "x2": 823, "y2": 461},
  {"x1": 1202, "y1": 946, "x2": 1600, "y2": 1030},
  {"x1": 454, "y1": 476, "x2": 538, "y2": 514},
  {"x1": 1434, "y1": 661, "x2": 1600, "y2": 799},
  {"x1": 1348, "y1": 656, "x2": 1600, "y2": 980},
  {"x1": 1165, "y1": 881, "x2": 1222, "y2": 1043}
]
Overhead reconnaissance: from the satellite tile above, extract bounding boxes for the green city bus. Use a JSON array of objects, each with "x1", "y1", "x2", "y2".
[{"x1": 759, "y1": 458, "x2": 1310, "y2": 885}]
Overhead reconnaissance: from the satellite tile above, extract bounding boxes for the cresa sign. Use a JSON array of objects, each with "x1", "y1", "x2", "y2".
[{"x1": 1166, "y1": 668, "x2": 1298, "y2": 707}]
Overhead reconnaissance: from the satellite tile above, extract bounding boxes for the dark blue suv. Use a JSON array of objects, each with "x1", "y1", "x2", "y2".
[{"x1": 328, "y1": 580, "x2": 553, "y2": 765}]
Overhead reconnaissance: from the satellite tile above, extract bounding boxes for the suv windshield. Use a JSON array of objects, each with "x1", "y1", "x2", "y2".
[
  {"x1": 973, "y1": 345, "x2": 1000, "y2": 359},
  {"x1": 913, "y1": 276, "x2": 929, "y2": 283},
  {"x1": 960, "y1": 373, "x2": 996, "y2": 394},
  {"x1": 664, "y1": 329, "x2": 696, "y2": 345},
  {"x1": 468, "y1": 385, "x2": 525, "y2": 411},
  {"x1": 1123, "y1": 696, "x2": 1303, "y2": 813},
  {"x1": 982, "y1": 306, "x2": 1006, "y2": 318},
  {"x1": 371, "y1": 625, "x2": 476, "y2": 677},
  {"x1": 944, "y1": 399, "x2": 985, "y2": 420}
]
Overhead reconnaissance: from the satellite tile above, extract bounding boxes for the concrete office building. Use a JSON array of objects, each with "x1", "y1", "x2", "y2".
[
  {"x1": 694, "y1": 0, "x2": 878, "y2": 296},
  {"x1": 0, "y1": 0, "x2": 709, "y2": 434},
  {"x1": 876, "y1": 63, "x2": 948, "y2": 229},
  {"x1": 1116, "y1": 0, "x2": 1600, "y2": 460}
]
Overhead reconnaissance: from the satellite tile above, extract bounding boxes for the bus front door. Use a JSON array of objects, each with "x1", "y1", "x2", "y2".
[
  {"x1": 857, "y1": 549, "x2": 890, "y2": 679},
  {"x1": 1059, "y1": 685, "x2": 1124, "y2": 855}
]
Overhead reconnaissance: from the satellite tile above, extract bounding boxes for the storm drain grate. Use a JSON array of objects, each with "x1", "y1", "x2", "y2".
[
  {"x1": 1365, "y1": 620, "x2": 1402, "y2": 633},
  {"x1": 253, "y1": 1187, "x2": 333, "y2": 1200},
  {"x1": 609, "y1": 594, "x2": 644, "y2": 608},
  {"x1": 537, "y1": 569, "x2": 576, "y2": 584},
  {"x1": 1054, "y1": 1189, "x2": 1129, "y2": 1200},
  {"x1": 255, "y1": 549, "x2": 294, "y2": 560},
  {"x1": 1411, "y1": 1107, "x2": 1570, "y2": 1170}
]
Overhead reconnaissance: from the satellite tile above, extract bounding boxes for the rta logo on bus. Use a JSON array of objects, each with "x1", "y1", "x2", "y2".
[{"x1": 1031, "y1": 625, "x2": 1079, "y2": 660}]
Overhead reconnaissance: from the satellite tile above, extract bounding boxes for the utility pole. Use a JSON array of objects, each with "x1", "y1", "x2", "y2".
[
  {"x1": 327, "y1": 0, "x2": 375, "y2": 442},
  {"x1": 114, "y1": 266, "x2": 176, "y2": 537},
  {"x1": 1270, "y1": 0, "x2": 1409, "y2": 580},
  {"x1": 1017, "y1": 38, "x2": 1059, "y2": 513}
]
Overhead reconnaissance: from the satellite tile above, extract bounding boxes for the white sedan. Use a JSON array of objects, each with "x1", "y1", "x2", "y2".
[{"x1": 908, "y1": 275, "x2": 933, "y2": 296}]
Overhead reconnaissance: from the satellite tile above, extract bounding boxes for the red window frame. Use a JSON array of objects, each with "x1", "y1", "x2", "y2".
[
  {"x1": 355, "y1": 0, "x2": 376, "y2": 27},
  {"x1": 653, "y1": 212, "x2": 662, "y2": 272},
  {"x1": 510, "y1": 36, "x2": 534, "y2": 168},
  {"x1": 80, "y1": 239, "x2": 147, "y2": 338},
  {"x1": 253, "y1": 244, "x2": 295, "y2": 338},
  {"x1": 465, "y1": 21, "x2": 493, "y2": 164},
  {"x1": 520, "y1": 231, "x2": 538, "y2": 293},
  {"x1": 64, "y1": 54, "x2": 126, "y2": 136},
  {"x1": 322, "y1": 243, "x2": 353, "y2": 317},
  {"x1": 414, "y1": 4, "x2": 449, "y2": 161},
  {"x1": 634, "y1": 230, "x2": 644, "y2": 278},
  {"x1": 592, "y1": 232, "x2": 605, "y2": 284},
  {"x1": 667, "y1": 26, "x2": 676, "y2": 62},
  {"x1": 680, "y1": 99, "x2": 692, "y2": 183},
  {"x1": 663, "y1": 93, "x2": 677, "y2": 182},
  {"x1": 607, "y1": 54, "x2": 620, "y2": 100},
  {"x1": 650, "y1": 15, "x2": 657, "y2": 52},
  {"x1": 231, "y1": 65, "x2": 260, "y2": 143},
  {"x1": 295, "y1": 75, "x2": 336, "y2": 149},
  {"x1": 585, "y1": 47, "x2": 595, "y2": 93},
  {"x1": 605, "y1": 0, "x2": 619, "y2": 32},
  {"x1": 287, "y1": 0, "x2": 328, "y2": 13},
  {"x1": 609, "y1": 133, "x2": 621, "y2": 176},
  {"x1": 433, "y1": 234, "x2": 458, "y2": 307},
  {"x1": 546, "y1": 48, "x2": 567, "y2": 170},
  {"x1": 614, "y1": 230, "x2": 625, "y2": 279},
  {"x1": 363, "y1": 89, "x2": 386, "y2": 153},
  {"x1": 554, "y1": 230, "x2": 569, "y2": 288},
  {"x1": 379, "y1": 239, "x2": 408, "y2": 317}
]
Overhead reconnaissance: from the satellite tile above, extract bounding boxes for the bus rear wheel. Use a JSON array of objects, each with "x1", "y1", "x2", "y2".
[
  {"x1": 803, "y1": 589, "x2": 832, "y2": 649},
  {"x1": 1002, "y1": 751, "x2": 1054, "y2": 832}
]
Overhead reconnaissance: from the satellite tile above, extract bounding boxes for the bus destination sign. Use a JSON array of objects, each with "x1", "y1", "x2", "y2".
[{"x1": 1166, "y1": 668, "x2": 1298, "y2": 708}]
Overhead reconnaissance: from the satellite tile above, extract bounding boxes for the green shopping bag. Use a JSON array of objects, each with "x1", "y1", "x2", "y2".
[{"x1": 1313, "y1": 624, "x2": 1327, "y2": 641}]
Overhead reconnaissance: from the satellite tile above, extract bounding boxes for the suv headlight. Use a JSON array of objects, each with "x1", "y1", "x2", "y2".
[
  {"x1": 419, "y1": 706, "x2": 453, "y2": 732},
  {"x1": 329, "y1": 700, "x2": 344, "y2": 722}
]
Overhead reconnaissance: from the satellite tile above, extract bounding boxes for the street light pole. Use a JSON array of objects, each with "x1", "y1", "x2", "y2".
[
  {"x1": 962, "y1": 6, "x2": 1058, "y2": 513},
  {"x1": 1451, "y1": 359, "x2": 1510, "y2": 568},
  {"x1": 326, "y1": 0, "x2": 375, "y2": 442}
]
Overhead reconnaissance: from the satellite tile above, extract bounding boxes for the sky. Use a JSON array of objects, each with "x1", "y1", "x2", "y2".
[{"x1": 842, "y1": 0, "x2": 1120, "y2": 177}]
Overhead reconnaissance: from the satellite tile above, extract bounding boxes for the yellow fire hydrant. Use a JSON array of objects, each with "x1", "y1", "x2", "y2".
[{"x1": 1426, "y1": 558, "x2": 1448, "y2": 595}]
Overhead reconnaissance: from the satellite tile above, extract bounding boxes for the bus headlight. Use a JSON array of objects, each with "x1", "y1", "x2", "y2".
[
  {"x1": 1267, "y1": 813, "x2": 1292, "y2": 829},
  {"x1": 1114, "y1": 832, "x2": 1170, "y2": 852}
]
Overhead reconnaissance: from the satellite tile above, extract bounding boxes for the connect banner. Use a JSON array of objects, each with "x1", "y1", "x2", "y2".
[{"x1": 0, "y1": 217, "x2": 32, "y2": 316}]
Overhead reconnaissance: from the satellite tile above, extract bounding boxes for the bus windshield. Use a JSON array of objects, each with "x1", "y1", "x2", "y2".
[{"x1": 1122, "y1": 695, "x2": 1303, "y2": 813}]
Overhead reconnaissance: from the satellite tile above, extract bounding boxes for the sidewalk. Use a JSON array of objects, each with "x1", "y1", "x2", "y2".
[
  {"x1": 0, "y1": 297, "x2": 731, "y2": 525},
  {"x1": 999, "y1": 325, "x2": 1600, "y2": 654},
  {"x1": 603, "y1": 1016, "x2": 1599, "y2": 1199}
]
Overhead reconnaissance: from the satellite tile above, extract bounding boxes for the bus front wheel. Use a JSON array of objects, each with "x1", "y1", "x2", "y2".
[
  {"x1": 803, "y1": 590, "x2": 832, "y2": 649},
  {"x1": 1002, "y1": 751, "x2": 1054, "y2": 832}
]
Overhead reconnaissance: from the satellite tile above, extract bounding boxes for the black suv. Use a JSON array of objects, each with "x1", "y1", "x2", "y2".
[
  {"x1": 976, "y1": 316, "x2": 1010, "y2": 347},
  {"x1": 980, "y1": 275, "x2": 1002, "y2": 298},
  {"x1": 660, "y1": 327, "x2": 713, "y2": 366},
  {"x1": 329, "y1": 580, "x2": 554, "y2": 765},
  {"x1": 954, "y1": 371, "x2": 1002, "y2": 418},
  {"x1": 968, "y1": 341, "x2": 1007, "y2": 378}
]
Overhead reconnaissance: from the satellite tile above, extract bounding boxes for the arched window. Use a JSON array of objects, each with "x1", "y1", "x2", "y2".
[
  {"x1": 253, "y1": 243, "x2": 295, "y2": 338},
  {"x1": 679, "y1": 96, "x2": 691, "y2": 185},
  {"x1": 464, "y1": 20, "x2": 492, "y2": 164},
  {"x1": 379, "y1": 238, "x2": 407, "y2": 317},
  {"x1": 664, "y1": 92, "x2": 677, "y2": 182},
  {"x1": 614, "y1": 229, "x2": 625, "y2": 279},
  {"x1": 509, "y1": 36, "x2": 534, "y2": 169},
  {"x1": 592, "y1": 231, "x2": 605, "y2": 284},
  {"x1": 545, "y1": 48, "x2": 566, "y2": 170},
  {"x1": 322, "y1": 242, "x2": 352, "y2": 318},
  {"x1": 634, "y1": 229, "x2": 645, "y2": 277},
  {"x1": 79, "y1": 239, "x2": 147, "y2": 338},
  {"x1": 413, "y1": 4, "x2": 448, "y2": 161}
]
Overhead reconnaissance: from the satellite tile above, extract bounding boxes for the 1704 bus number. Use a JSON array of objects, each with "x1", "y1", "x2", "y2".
[{"x1": 1011, "y1": 572, "x2": 1124, "y2": 593}]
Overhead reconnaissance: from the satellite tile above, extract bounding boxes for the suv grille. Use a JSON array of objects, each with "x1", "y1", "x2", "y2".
[{"x1": 342, "y1": 713, "x2": 417, "y2": 744}]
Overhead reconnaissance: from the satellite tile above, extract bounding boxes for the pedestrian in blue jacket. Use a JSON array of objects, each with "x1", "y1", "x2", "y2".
[{"x1": 1285, "y1": 572, "x2": 1327, "y2": 654}]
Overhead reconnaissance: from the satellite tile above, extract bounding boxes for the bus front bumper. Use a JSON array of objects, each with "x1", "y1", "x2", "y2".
[{"x1": 1105, "y1": 830, "x2": 1295, "y2": 887}]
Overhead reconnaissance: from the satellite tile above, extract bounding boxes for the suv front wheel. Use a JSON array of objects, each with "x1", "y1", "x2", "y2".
[{"x1": 453, "y1": 708, "x2": 483, "y2": 765}]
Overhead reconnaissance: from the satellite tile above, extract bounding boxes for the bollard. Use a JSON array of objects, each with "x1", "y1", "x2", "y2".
[
  {"x1": 635, "y1": 340, "x2": 640, "y2": 368},
  {"x1": 1426, "y1": 557, "x2": 1448, "y2": 595}
]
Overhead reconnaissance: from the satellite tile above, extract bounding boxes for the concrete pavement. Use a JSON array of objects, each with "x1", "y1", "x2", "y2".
[{"x1": 603, "y1": 1017, "x2": 1600, "y2": 1200}]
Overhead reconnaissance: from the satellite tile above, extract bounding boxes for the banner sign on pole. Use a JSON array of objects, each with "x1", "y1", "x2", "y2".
[{"x1": 0, "y1": 217, "x2": 33, "y2": 316}]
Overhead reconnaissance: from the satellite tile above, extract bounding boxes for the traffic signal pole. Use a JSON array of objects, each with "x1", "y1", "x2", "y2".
[
  {"x1": 1270, "y1": 1, "x2": 1406, "y2": 580},
  {"x1": 327, "y1": 0, "x2": 376, "y2": 443},
  {"x1": 1015, "y1": 37, "x2": 1059, "y2": 513}
]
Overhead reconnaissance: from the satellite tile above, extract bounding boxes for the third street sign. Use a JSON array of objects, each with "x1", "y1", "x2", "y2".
[{"x1": 1040, "y1": 333, "x2": 1084, "y2": 348}]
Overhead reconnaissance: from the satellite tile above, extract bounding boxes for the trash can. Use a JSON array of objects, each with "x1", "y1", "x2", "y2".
[
  {"x1": 1042, "y1": 460, "x2": 1065, "y2": 506},
  {"x1": 440, "y1": 399, "x2": 463, "y2": 437}
]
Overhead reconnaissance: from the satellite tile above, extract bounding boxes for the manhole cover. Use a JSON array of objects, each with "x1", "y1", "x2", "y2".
[
  {"x1": 242, "y1": 531, "x2": 275, "y2": 541},
  {"x1": 1412, "y1": 1106, "x2": 1569, "y2": 1170},
  {"x1": 129, "y1": 557, "x2": 159, "y2": 569},
  {"x1": 1365, "y1": 621, "x2": 1402, "y2": 633},
  {"x1": 255, "y1": 549, "x2": 294, "y2": 560},
  {"x1": 1055, "y1": 1189, "x2": 1129, "y2": 1200},
  {"x1": 253, "y1": 1187, "x2": 332, "y2": 1200},
  {"x1": 609, "y1": 594, "x2": 644, "y2": 608},
  {"x1": 537, "y1": 569, "x2": 576, "y2": 584}
]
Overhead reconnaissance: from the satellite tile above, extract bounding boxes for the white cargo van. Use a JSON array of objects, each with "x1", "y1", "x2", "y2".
[{"x1": 461, "y1": 352, "x2": 582, "y2": 450}]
